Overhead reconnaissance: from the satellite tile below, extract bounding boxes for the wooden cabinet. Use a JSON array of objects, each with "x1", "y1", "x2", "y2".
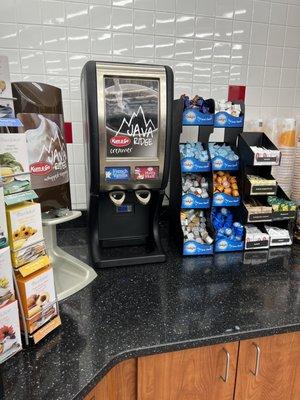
[
  {"x1": 85, "y1": 332, "x2": 300, "y2": 400},
  {"x1": 234, "y1": 332, "x2": 300, "y2": 400},
  {"x1": 84, "y1": 359, "x2": 136, "y2": 400},
  {"x1": 138, "y1": 342, "x2": 239, "y2": 400}
]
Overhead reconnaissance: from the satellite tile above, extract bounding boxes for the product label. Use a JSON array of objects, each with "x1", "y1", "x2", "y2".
[
  {"x1": 181, "y1": 157, "x2": 211, "y2": 172},
  {"x1": 33, "y1": 315, "x2": 61, "y2": 344},
  {"x1": 248, "y1": 212, "x2": 272, "y2": 222},
  {"x1": 182, "y1": 109, "x2": 214, "y2": 126},
  {"x1": 17, "y1": 113, "x2": 69, "y2": 189},
  {"x1": 105, "y1": 167, "x2": 130, "y2": 181},
  {"x1": 272, "y1": 210, "x2": 296, "y2": 220},
  {"x1": 245, "y1": 239, "x2": 269, "y2": 249},
  {"x1": 271, "y1": 238, "x2": 291, "y2": 244},
  {"x1": 183, "y1": 240, "x2": 213, "y2": 255},
  {"x1": 105, "y1": 76, "x2": 159, "y2": 159},
  {"x1": 19, "y1": 255, "x2": 50, "y2": 277},
  {"x1": 211, "y1": 156, "x2": 239, "y2": 171},
  {"x1": 214, "y1": 112, "x2": 243, "y2": 128},
  {"x1": 134, "y1": 166, "x2": 159, "y2": 180},
  {"x1": 212, "y1": 193, "x2": 240, "y2": 207},
  {"x1": 251, "y1": 185, "x2": 277, "y2": 195},
  {"x1": 253, "y1": 152, "x2": 281, "y2": 166},
  {"x1": 182, "y1": 194, "x2": 210, "y2": 209},
  {"x1": 215, "y1": 238, "x2": 244, "y2": 252},
  {"x1": 4, "y1": 190, "x2": 38, "y2": 206}
]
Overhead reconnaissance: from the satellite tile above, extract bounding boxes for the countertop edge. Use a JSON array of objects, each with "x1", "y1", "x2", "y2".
[{"x1": 76, "y1": 322, "x2": 300, "y2": 399}]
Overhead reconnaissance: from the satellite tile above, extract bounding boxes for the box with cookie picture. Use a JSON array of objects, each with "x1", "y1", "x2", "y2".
[
  {"x1": 0, "y1": 300, "x2": 22, "y2": 363},
  {"x1": 0, "y1": 133, "x2": 31, "y2": 195},
  {"x1": 6, "y1": 201, "x2": 44, "y2": 252},
  {"x1": 16, "y1": 266, "x2": 57, "y2": 334}
]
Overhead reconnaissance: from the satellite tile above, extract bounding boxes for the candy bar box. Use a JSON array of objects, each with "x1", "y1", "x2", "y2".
[
  {"x1": 238, "y1": 132, "x2": 281, "y2": 166},
  {"x1": 244, "y1": 225, "x2": 270, "y2": 250}
]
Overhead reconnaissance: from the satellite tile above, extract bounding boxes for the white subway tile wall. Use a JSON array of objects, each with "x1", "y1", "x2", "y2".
[{"x1": 1, "y1": 0, "x2": 300, "y2": 208}]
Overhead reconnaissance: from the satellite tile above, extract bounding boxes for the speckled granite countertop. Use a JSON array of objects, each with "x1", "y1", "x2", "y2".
[{"x1": 1, "y1": 226, "x2": 300, "y2": 400}]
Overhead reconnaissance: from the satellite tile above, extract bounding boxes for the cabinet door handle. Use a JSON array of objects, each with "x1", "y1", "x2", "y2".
[
  {"x1": 220, "y1": 348, "x2": 230, "y2": 382},
  {"x1": 250, "y1": 342, "x2": 261, "y2": 376}
]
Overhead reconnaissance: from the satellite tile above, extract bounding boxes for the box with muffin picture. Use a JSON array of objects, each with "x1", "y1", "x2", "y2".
[
  {"x1": 0, "y1": 181, "x2": 8, "y2": 249},
  {"x1": 0, "y1": 133, "x2": 31, "y2": 195},
  {"x1": 0, "y1": 247, "x2": 15, "y2": 308},
  {"x1": 6, "y1": 201, "x2": 43, "y2": 252},
  {"x1": 0, "y1": 300, "x2": 22, "y2": 363},
  {"x1": 16, "y1": 266, "x2": 57, "y2": 334}
]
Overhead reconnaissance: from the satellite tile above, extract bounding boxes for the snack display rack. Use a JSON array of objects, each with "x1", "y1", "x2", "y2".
[
  {"x1": 238, "y1": 132, "x2": 295, "y2": 250},
  {"x1": 170, "y1": 98, "x2": 295, "y2": 255},
  {"x1": 0, "y1": 179, "x2": 22, "y2": 363},
  {"x1": 1, "y1": 126, "x2": 61, "y2": 347}
]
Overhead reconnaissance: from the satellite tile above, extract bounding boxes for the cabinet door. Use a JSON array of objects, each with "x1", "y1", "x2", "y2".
[
  {"x1": 235, "y1": 332, "x2": 300, "y2": 400},
  {"x1": 93, "y1": 359, "x2": 137, "y2": 400},
  {"x1": 138, "y1": 342, "x2": 239, "y2": 400}
]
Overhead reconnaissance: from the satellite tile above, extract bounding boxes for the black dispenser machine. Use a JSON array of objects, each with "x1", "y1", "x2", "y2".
[{"x1": 81, "y1": 61, "x2": 173, "y2": 268}]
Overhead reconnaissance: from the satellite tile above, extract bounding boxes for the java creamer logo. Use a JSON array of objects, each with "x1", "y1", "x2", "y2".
[
  {"x1": 185, "y1": 110, "x2": 196, "y2": 123},
  {"x1": 185, "y1": 242, "x2": 197, "y2": 254},
  {"x1": 214, "y1": 194, "x2": 224, "y2": 205},
  {"x1": 183, "y1": 159, "x2": 194, "y2": 170},
  {"x1": 183, "y1": 196, "x2": 194, "y2": 207},
  {"x1": 112, "y1": 105, "x2": 155, "y2": 148},
  {"x1": 216, "y1": 113, "x2": 228, "y2": 126},
  {"x1": 213, "y1": 158, "x2": 224, "y2": 168}
]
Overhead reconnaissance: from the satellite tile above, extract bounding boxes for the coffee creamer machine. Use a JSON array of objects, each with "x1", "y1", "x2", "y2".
[{"x1": 81, "y1": 62, "x2": 173, "y2": 268}]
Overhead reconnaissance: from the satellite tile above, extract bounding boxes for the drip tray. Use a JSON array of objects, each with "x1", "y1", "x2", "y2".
[{"x1": 43, "y1": 211, "x2": 97, "y2": 301}]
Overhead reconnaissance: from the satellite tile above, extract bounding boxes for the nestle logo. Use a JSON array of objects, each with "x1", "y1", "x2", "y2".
[
  {"x1": 186, "y1": 111, "x2": 196, "y2": 121},
  {"x1": 186, "y1": 243, "x2": 196, "y2": 252},
  {"x1": 184, "y1": 196, "x2": 193, "y2": 205},
  {"x1": 110, "y1": 135, "x2": 131, "y2": 147},
  {"x1": 216, "y1": 114, "x2": 227, "y2": 125},
  {"x1": 184, "y1": 160, "x2": 193, "y2": 169},
  {"x1": 30, "y1": 162, "x2": 52, "y2": 175},
  {"x1": 214, "y1": 159, "x2": 223, "y2": 167}
]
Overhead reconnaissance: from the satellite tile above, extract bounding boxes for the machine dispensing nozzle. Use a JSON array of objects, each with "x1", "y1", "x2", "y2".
[
  {"x1": 135, "y1": 190, "x2": 151, "y2": 205},
  {"x1": 109, "y1": 191, "x2": 126, "y2": 206}
]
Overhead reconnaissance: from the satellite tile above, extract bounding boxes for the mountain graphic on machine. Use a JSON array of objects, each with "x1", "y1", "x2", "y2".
[{"x1": 116, "y1": 106, "x2": 156, "y2": 138}]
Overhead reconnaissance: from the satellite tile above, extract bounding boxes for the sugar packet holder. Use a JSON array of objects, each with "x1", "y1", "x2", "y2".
[
  {"x1": 181, "y1": 96, "x2": 215, "y2": 126},
  {"x1": 214, "y1": 100, "x2": 244, "y2": 128}
]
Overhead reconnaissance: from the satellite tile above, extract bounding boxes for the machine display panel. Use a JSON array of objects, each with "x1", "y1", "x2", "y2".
[{"x1": 104, "y1": 76, "x2": 159, "y2": 159}]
